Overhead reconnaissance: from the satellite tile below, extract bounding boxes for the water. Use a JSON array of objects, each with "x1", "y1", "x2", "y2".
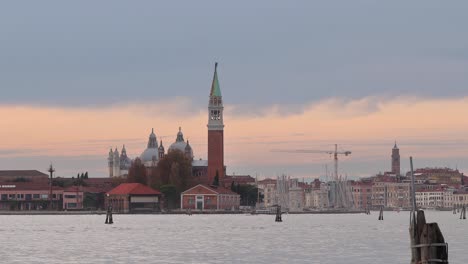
[{"x1": 0, "y1": 211, "x2": 466, "y2": 263}]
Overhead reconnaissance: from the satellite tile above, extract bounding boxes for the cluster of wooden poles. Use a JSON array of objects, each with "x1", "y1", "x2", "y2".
[
  {"x1": 105, "y1": 206, "x2": 113, "y2": 224},
  {"x1": 459, "y1": 205, "x2": 467, "y2": 220},
  {"x1": 378, "y1": 207, "x2": 384, "y2": 221},
  {"x1": 275, "y1": 205, "x2": 282, "y2": 222}
]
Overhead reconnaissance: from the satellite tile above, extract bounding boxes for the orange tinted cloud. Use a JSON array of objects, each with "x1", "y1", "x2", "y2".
[{"x1": 1, "y1": 96, "x2": 468, "y2": 176}]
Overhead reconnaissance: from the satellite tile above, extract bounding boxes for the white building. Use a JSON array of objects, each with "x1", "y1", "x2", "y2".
[
  {"x1": 453, "y1": 191, "x2": 468, "y2": 207},
  {"x1": 416, "y1": 190, "x2": 444, "y2": 208},
  {"x1": 288, "y1": 179, "x2": 304, "y2": 212},
  {"x1": 257, "y1": 178, "x2": 277, "y2": 208}
]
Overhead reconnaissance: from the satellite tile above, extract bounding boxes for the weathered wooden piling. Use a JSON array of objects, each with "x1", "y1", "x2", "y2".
[
  {"x1": 461, "y1": 205, "x2": 466, "y2": 220},
  {"x1": 410, "y1": 210, "x2": 448, "y2": 264},
  {"x1": 105, "y1": 206, "x2": 113, "y2": 224},
  {"x1": 378, "y1": 206, "x2": 384, "y2": 220},
  {"x1": 275, "y1": 205, "x2": 282, "y2": 222}
]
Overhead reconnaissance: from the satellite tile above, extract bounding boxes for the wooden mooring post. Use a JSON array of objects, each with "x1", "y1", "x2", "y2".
[
  {"x1": 460, "y1": 205, "x2": 466, "y2": 220},
  {"x1": 275, "y1": 205, "x2": 282, "y2": 222},
  {"x1": 409, "y1": 157, "x2": 448, "y2": 264},
  {"x1": 378, "y1": 206, "x2": 384, "y2": 220},
  {"x1": 410, "y1": 210, "x2": 448, "y2": 264},
  {"x1": 105, "y1": 206, "x2": 113, "y2": 224}
]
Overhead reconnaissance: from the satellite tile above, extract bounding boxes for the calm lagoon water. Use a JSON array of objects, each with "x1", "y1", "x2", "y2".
[{"x1": 0, "y1": 211, "x2": 466, "y2": 264}]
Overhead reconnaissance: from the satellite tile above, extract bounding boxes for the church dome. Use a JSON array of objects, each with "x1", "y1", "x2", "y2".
[
  {"x1": 168, "y1": 127, "x2": 194, "y2": 159},
  {"x1": 140, "y1": 128, "x2": 159, "y2": 164}
]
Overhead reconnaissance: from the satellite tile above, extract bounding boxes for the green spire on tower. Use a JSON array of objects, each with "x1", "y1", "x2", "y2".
[{"x1": 210, "y1": 62, "x2": 222, "y2": 97}]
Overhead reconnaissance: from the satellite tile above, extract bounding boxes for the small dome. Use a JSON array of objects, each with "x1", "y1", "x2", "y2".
[
  {"x1": 168, "y1": 141, "x2": 187, "y2": 153},
  {"x1": 168, "y1": 127, "x2": 194, "y2": 159},
  {"x1": 140, "y1": 148, "x2": 159, "y2": 164}
]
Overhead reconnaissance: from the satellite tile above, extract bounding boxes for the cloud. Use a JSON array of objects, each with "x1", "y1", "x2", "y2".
[{"x1": 1, "y1": 95, "x2": 468, "y2": 177}]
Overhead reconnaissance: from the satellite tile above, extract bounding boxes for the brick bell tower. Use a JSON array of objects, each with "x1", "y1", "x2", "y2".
[
  {"x1": 207, "y1": 62, "x2": 225, "y2": 184},
  {"x1": 392, "y1": 141, "x2": 400, "y2": 176}
]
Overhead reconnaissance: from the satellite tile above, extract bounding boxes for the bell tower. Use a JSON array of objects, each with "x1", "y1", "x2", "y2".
[
  {"x1": 207, "y1": 62, "x2": 225, "y2": 184},
  {"x1": 391, "y1": 141, "x2": 400, "y2": 176}
]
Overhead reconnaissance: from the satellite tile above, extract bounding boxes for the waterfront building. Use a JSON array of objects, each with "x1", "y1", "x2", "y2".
[
  {"x1": 443, "y1": 189, "x2": 455, "y2": 208},
  {"x1": 305, "y1": 181, "x2": 329, "y2": 209},
  {"x1": 351, "y1": 181, "x2": 372, "y2": 209},
  {"x1": 288, "y1": 178, "x2": 304, "y2": 212},
  {"x1": 0, "y1": 183, "x2": 63, "y2": 210},
  {"x1": 453, "y1": 191, "x2": 468, "y2": 207},
  {"x1": 180, "y1": 184, "x2": 240, "y2": 211},
  {"x1": 257, "y1": 178, "x2": 277, "y2": 208},
  {"x1": 105, "y1": 183, "x2": 162, "y2": 213},
  {"x1": 63, "y1": 186, "x2": 84, "y2": 210},
  {"x1": 407, "y1": 167, "x2": 465, "y2": 185},
  {"x1": 371, "y1": 177, "x2": 411, "y2": 209},
  {"x1": 415, "y1": 189, "x2": 444, "y2": 208}
]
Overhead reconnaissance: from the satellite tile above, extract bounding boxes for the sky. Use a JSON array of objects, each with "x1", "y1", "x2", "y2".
[{"x1": 1, "y1": 1, "x2": 468, "y2": 179}]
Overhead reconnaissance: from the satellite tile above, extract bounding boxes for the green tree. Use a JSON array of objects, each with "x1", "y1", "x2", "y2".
[
  {"x1": 84, "y1": 172, "x2": 89, "y2": 179},
  {"x1": 151, "y1": 150, "x2": 192, "y2": 192},
  {"x1": 127, "y1": 158, "x2": 147, "y2": 185},
  {"x1": 160, "y1": 184, "x2": 178, "y2": 209},
  {"x1": 232, "y1": 184, "x2": 263, "y2": 206}
]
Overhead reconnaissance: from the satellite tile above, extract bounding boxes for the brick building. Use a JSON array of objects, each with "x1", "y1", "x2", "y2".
[
  {"x1": 180, "y1": 184, "x2": 240, "y2": 211},
  {"x1": 0, "y1": 183, "x2": 63, "y2": 210},
  {"x1": 352, "y1": 181, "x2": 372, "y2": 209}
]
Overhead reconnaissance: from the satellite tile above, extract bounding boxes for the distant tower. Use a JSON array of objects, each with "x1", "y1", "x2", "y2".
[
  {"x1": 108, "y1": 148, "x2": 114, "y2": 177},
  {"x1": 113, "y1": 148, "x2": 120, "y2": 177},
  {"x1": 391, "y1": 141, "x2": 400, "y2": 175},
  {"x1": 185, "y1": 140, "x2": 193, "y2": 160},
  {"x1": 158, "y1": 140, "x2": 165, "y2": 159},
  {"x1": 207, "y1": 62, "x2": 225, "y2": 184}
]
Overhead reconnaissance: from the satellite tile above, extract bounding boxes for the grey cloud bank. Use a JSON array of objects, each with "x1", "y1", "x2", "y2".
[{"x1": 1, "y1": 1, "x2": 468, "y2": 108}]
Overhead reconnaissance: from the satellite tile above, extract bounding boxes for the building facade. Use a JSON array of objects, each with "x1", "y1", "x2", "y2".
[
  {"x1": 106, "y1": 183, "x2": 162, "y2": 213},
  {"x1": 180, "y1": 184, "x2": 240, "y2": 211},
  {"x1": 416, "y1": 190, "x2": 444, "y2": 208},
  {"x1": 352, "y1": 181, "x2": 372, "y2": 209}
]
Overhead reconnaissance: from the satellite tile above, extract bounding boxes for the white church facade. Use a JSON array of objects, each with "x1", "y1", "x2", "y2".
[{"x1": 108, "y1": 127, "x2": 201, "y2": 177}]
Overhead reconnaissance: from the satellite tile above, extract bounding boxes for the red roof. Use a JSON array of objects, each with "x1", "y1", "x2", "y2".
[{"x1": 107, "y1": 183, "x2": 161, "y2": 195}]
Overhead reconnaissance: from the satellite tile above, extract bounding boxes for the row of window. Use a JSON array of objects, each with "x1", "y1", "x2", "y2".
[
  {"x1": 0, "y1": 193, "x2": 60, "y2": 200},
  {"x1": 0, "y1": 193, "x2": 62, "y2": 201}
]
